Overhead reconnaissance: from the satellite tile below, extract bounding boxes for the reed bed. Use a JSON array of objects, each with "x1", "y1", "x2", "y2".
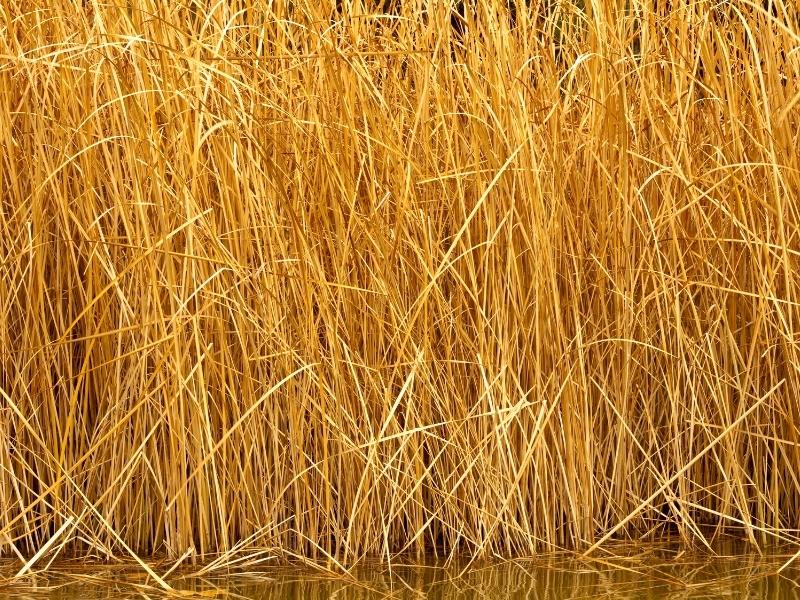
[{"x1": 1, "y1": 0, "x2": 800, "y2": 572}]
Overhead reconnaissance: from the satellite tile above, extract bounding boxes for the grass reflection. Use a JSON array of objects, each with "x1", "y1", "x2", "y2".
[{"x1": 3, "y1": 541, "x2": 800, "y2": 599}]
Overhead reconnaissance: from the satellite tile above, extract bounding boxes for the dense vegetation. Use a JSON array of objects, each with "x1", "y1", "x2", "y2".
[{"x1": 1, "y1": 0, "x2": 800, "y2": 572}]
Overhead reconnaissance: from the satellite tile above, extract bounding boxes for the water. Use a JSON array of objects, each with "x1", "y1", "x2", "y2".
[{"x1": 2, "y1": 542, "x2": 800, "y2": 599}]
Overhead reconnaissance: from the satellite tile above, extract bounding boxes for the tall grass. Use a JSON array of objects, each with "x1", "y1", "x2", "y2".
[{"x1": 1, "y1": 0, "x2": 799, "y2": 570}]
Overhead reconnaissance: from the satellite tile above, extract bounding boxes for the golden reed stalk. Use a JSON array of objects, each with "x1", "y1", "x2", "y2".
[{"x1": 1, "y1": 0, "x2": 799, "y2": 569}]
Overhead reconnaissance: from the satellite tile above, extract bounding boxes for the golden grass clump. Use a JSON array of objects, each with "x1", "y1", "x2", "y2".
[{"x1": 1, "y1": 0, "x2": 800, "y2": 570}]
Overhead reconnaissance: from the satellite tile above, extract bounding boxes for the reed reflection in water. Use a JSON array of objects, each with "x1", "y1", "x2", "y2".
[{"x1": 3, "y1": 543, "x2": 800, "y2": 600}]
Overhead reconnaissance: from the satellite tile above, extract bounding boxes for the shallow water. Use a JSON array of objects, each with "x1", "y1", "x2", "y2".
[{"x1": 3, "y1": 542, "x2": 800, "y2": 599}]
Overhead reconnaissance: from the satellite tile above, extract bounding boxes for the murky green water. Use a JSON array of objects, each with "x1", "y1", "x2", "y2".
[{"x1": 3, "y1": 542, "x2": 800, "y2": 599}]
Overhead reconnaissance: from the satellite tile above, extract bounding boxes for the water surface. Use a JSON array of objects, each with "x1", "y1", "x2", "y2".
[{"x1": 2, "y1": 542, "x2": 800, "y2": 599}]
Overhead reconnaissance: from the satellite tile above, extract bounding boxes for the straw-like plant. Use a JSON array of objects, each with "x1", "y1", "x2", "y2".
[{"x1": 1, "y1": 0, "x2": 800, "y2": 573}]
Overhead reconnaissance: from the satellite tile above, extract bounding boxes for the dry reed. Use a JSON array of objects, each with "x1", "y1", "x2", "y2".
[{"x1": 1, "y1": 0, "x2": 800, "y2": 573}]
